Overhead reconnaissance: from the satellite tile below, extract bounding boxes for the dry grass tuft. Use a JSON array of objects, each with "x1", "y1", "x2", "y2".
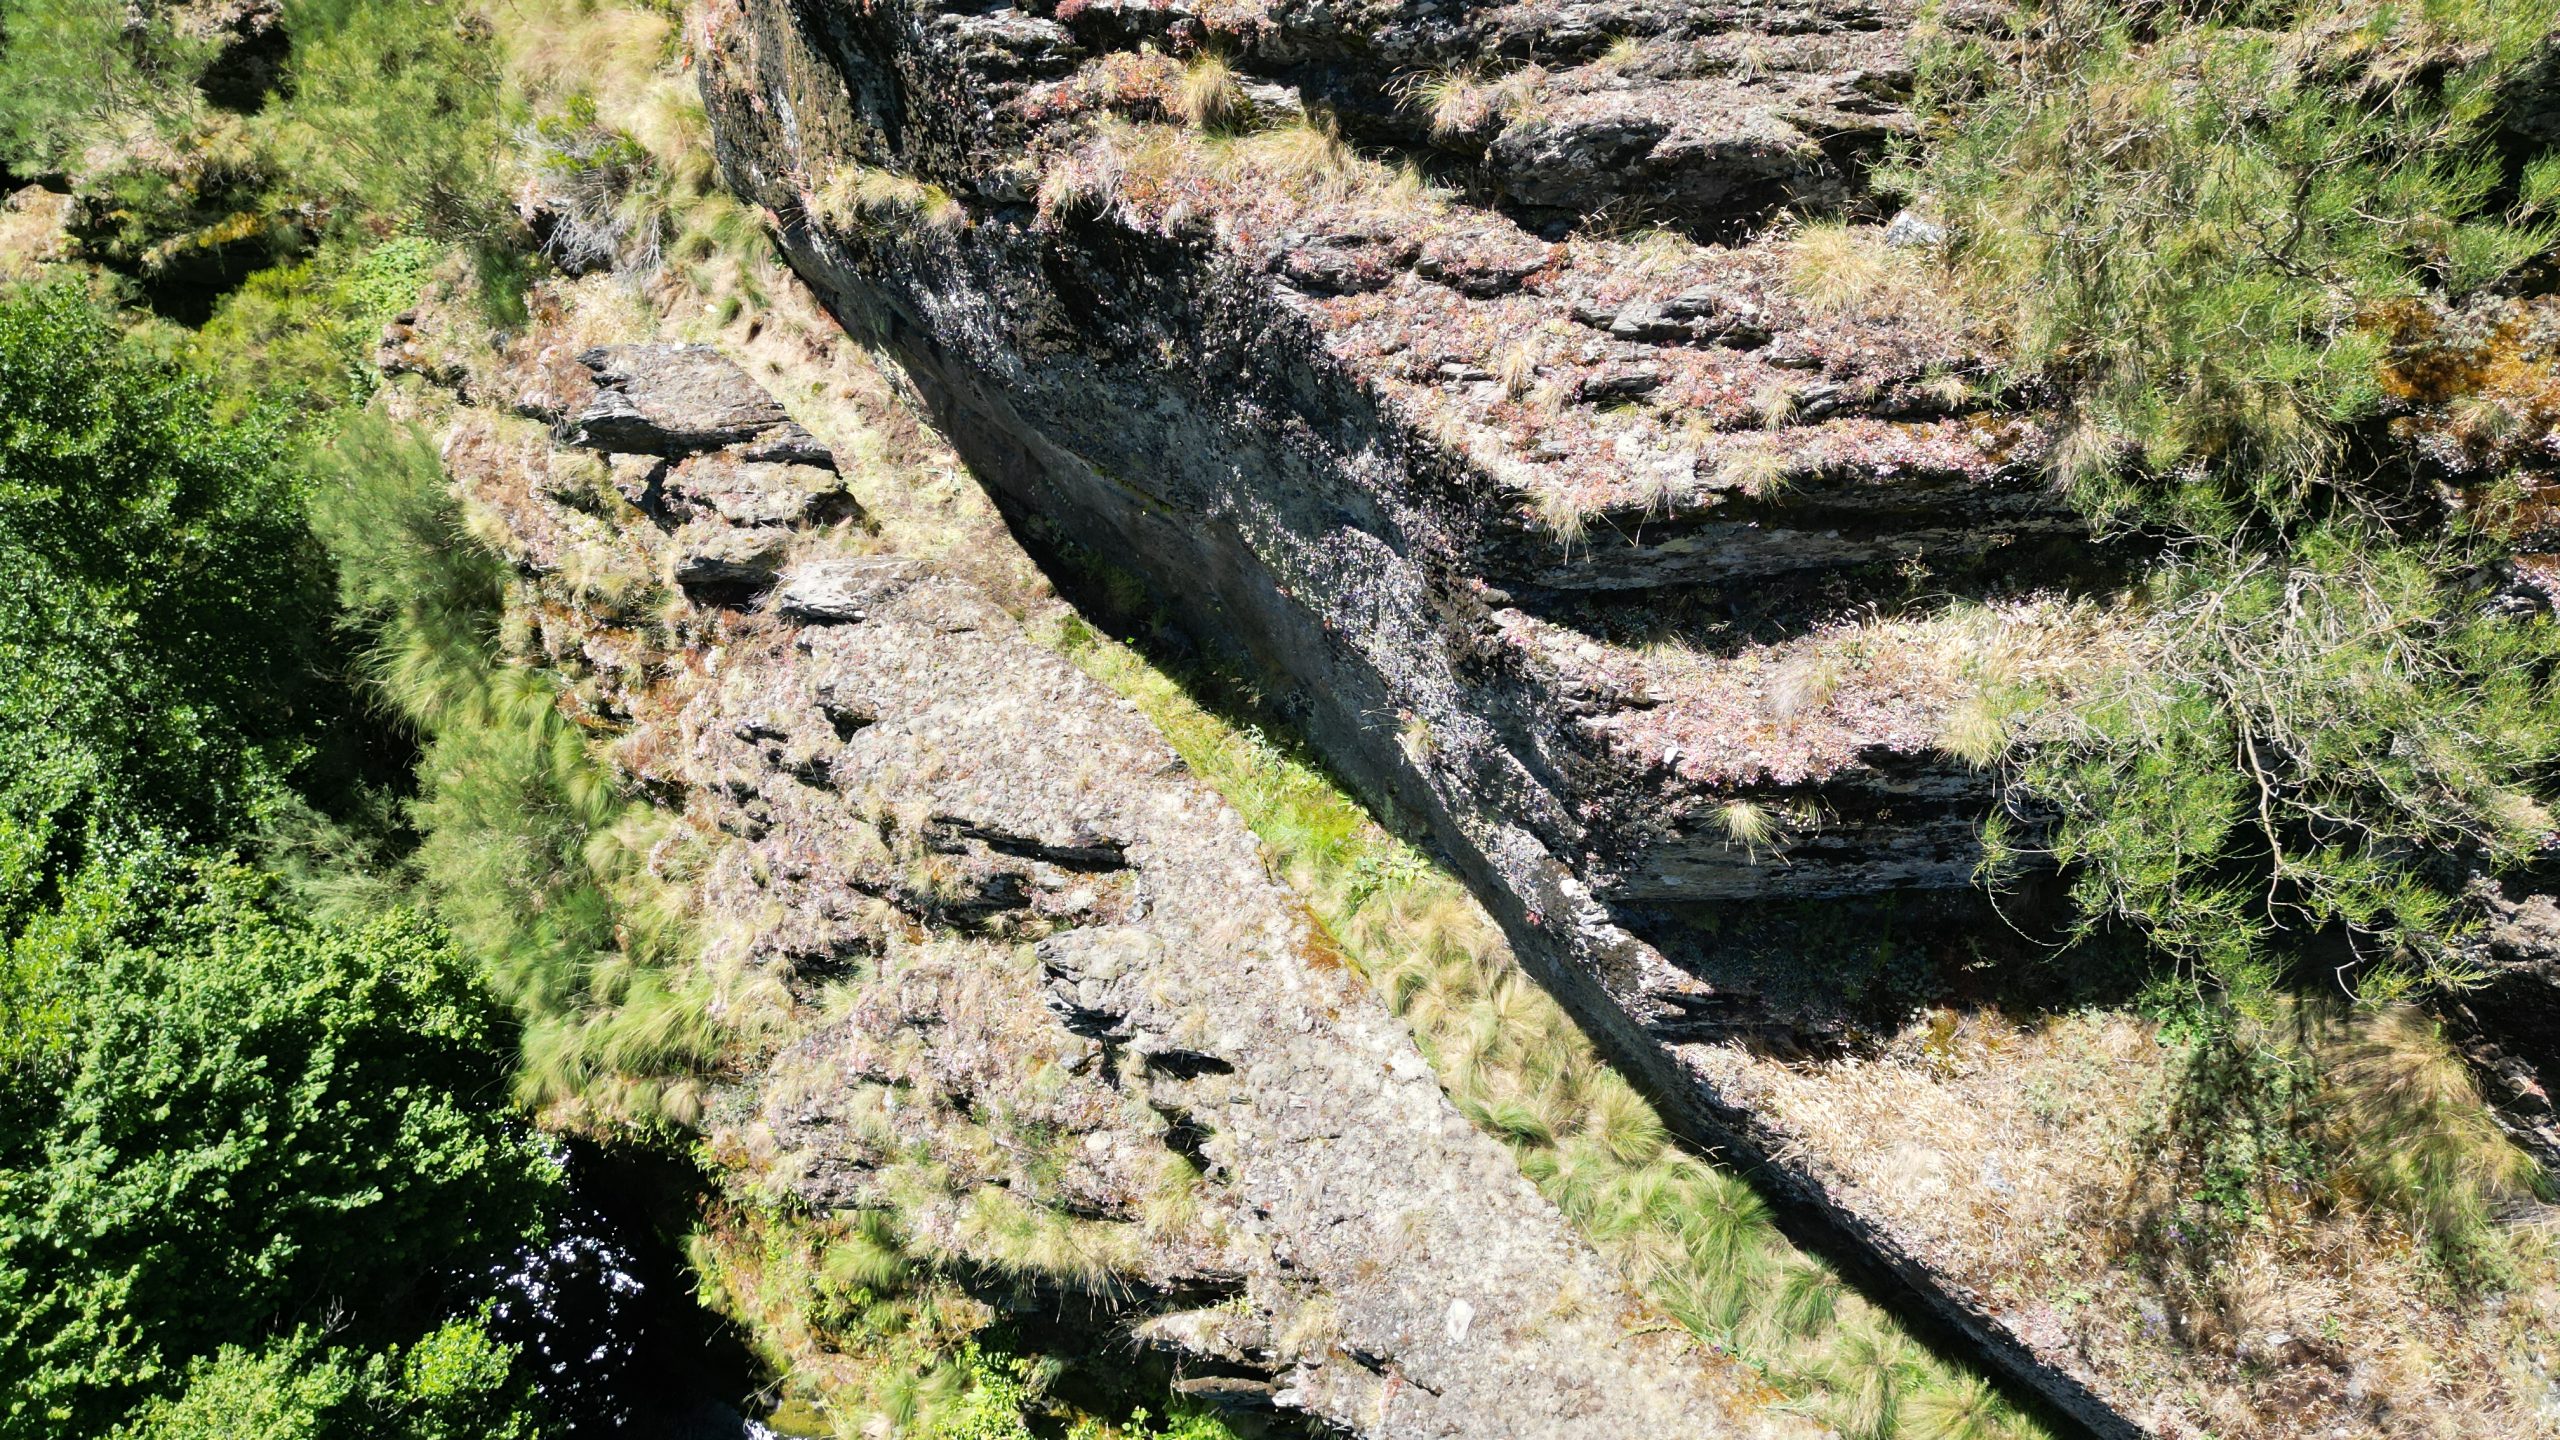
[
  {"x1": 1037, "y1": 132, "x2": 1132, "y2": 221},
  {"x1": 1718, "y1": 798, "x2": 1779, "y2": 854},
  {"x1": 1534, "y1": 485, "x2": 1597, "y2": 549},
  {"x1": 1769, "y1": 653, "x2": 1845, "y2": 721},
  {"x1": 1173, "y1": 51, "x2": 1246, "y2": 132},
  {"x1": 813, "y1": 163, "x2": 965, "y2": 235},
  {"x1": 1753, "y1": 381, "x2": 1799, "y2": 431},
  {"x1": 2312, "y1": 1005, "x2": 2549, "y2": 1258},
  {"x1": 1715, "y1": 448, "x2": 1795, "y2": 499},
  {"x1": 1224, "y1": 115, "x2": 1356, "y2": 197},
  {"x1": 1595, "y1": 36, "x2": 1648, "y2": 73},
  {"x1": 1784, "y1": 220, "x2": 1931, "y2": 321},
  {"x1": 1402, "y1": 65, "x2": 1545, "y2": 139}
]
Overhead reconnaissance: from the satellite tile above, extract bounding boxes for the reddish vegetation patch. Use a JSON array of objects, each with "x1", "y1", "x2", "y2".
[{"x1": 2377, "y1": 296, "x2": 2560, "y2": 603}]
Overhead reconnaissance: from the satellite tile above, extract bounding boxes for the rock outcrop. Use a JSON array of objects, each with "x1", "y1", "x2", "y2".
[
  {"x1": 687, "y1": 0, "x2": 2147, "y2": 1427},
  {"x1": 423, "y1": 329, "x2": 1810, "y2": 1438},
  {"x1": 684, "y1": 1, "x2": 2560, "y2": 1435}
]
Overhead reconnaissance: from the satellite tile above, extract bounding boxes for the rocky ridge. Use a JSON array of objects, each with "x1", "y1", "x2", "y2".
[
  {"x1": 685, "y1": 0, "x2": 2560, "y2": 1434},
  {"x1": 406, "y1": 314, "x2": 1810, "y2": 1437}
]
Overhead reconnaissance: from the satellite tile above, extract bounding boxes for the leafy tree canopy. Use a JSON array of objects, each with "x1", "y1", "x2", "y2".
[
  {"x1": 0, "y1": 285, "x2": 343, "y2": 919},
  {"x1": 0, "y1": 855, "x2": 557, "y2": 1440}
]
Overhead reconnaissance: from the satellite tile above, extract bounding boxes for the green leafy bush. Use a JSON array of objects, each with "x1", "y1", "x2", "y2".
[
  {"x1": 0, "y1": 856, "x2": 557, "y2": 1439},
  {"x1": 0, "y1": 283, "x2": 558, "y2": 1440},
  {"x1": 0, "y1": 286, "x2": 342, "y2": 917},
  {"x1": 111, "y1": 1318, "x2": 540, "y2": 1440},
  {"x1": 196, "y1": 235, "x2": 446, "y2": 408}
]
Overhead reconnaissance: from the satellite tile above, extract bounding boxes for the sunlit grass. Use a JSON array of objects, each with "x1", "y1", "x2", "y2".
[{"x1": 1048, "y1": 615, "x2": 2048, "y2": 1439}]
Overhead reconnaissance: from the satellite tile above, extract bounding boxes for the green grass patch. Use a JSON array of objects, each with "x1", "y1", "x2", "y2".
[{"x1": 1047, "y1": 615, "x2": 2051, "y2": 1440}]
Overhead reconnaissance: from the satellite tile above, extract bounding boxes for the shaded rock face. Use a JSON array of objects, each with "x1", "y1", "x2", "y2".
[
  {"x1": 2450, "y1": 883, "x2": 2560, "y2": 1170},
  {"x1": 2501, "y1": 37, "x2": 2560, "y2": 149},
  {"x1": 438, "y1": 339, "x2": 1805, "y2": 1439},
  {"x1": 687, "y1": 1, "x2": 2147, "y2": 1432}
]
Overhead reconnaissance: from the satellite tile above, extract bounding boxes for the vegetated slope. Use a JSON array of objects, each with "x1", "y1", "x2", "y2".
[
  {"x1": 0, "y1": 287, "x2": 562, "y2": 1440},
  {"x1": 687, "y1": 0, "x2": 2560, "y2": 1434},
  {"x1": 366, "y1": 272, "x2": 1821, "y2": 1436},
  {"x1": 345, "y1": 9, "x2": 2064, "y2": 1433},
  {"x1": 8, "y1": 0, "x2": 2554, "y2": 1435},
  {"x1": 10, "y1": 4, "x2": 1916, "y2": 1433},
  {"x1": 347, "y1": 10, "x2": 2064, "y2": 1424}
]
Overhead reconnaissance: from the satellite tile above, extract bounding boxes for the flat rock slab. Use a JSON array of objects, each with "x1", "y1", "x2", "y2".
[{"x1": 569, "y1": 343, "x2": 795, "y2": 454}]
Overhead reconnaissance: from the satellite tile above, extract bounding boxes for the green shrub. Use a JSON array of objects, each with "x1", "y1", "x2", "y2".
[
  {"x1": 0, "y1": 0, "x2": 222, "y2": 175},
  {"x1": 2130, "y1": 1000, "x2": 2548, "y2": 1290},
  {"x1": 1988, "y1": 533, "x2": 2560, "y2": 998},
  {"x1": 1908, "y1": 0, "x2": 2558, "y2": 533},
  {"x1": 110, "y1": 1319, "x2": 541, "y2": 1440},
  {"x1": 196, "y1": 235, "x2": 446, "y2": 409},
  {"x1": 5, "y1": 0, "x2": 515, "y2": 293},
  {"x1": 0, "y1": 285, "x2": 344, "y2": 918},
  {"x1": 1912, "y1": 0, "x2": 2560, "y2": 997},
  {"x1": 111, "y1": 1334, "x2": 365, "y2": 1440},
  {"x1": 306, "y1": 415, "x2": 719, "y2": 1125},
  {"x1": 263, "y1": 0, "x2": 510, "y2": 245},
  {"x1": 524, "y1": 93, "x2": 675, "y2": 273},
  {"x1": 0, "y1": 855, "x2": 557, "y2": 1439}
]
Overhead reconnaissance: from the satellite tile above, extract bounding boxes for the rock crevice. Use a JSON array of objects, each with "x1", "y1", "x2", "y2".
[
  {"x1": 432, "y1": 333, "x2": 1808, "y2": 1438},
  {"x1": 685, "y1": 0, "x2": 2168, "y2": 1429}
]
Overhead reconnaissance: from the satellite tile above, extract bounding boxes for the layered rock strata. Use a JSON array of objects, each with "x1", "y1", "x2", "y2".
[
  {"x1": 689, "y1": 0, "x2": 2155, "y2": 1429},
  {"x1": 683, "y1": 7, "x2": 2560, "y2": 1440},
  {"x1": 420, "y1": 328, "x2": 1807, "y2": 1439}
]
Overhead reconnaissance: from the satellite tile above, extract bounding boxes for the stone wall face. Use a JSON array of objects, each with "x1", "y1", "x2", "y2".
[
  {"x1": 427, "y1": 328, "x2": 1805, "y2": 1438},
  {"x1": 685, "y1": 2, "x2": 2170, "y2": 1432}
]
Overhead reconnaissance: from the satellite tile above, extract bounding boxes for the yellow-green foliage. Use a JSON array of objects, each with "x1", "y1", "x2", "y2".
[
  {"x1": 1051, "y1": 621, "x2": 2048, "y2": 1440},
  {"x1": 1906, "y1": 0, "x2": 2559, "y2": 531},
  {"x1": 813, "y1": 164, "x2": 966, "y2": 236},
  {"x1": 306, "y1": 414, "x2": 726, "y2": 1131},
  {"x1": 1984, "y1": 535, "x2": 2560, "y2": 1002},
  {"x1": 687, "y1": 1199, "x2": 1242, "y2": 1440},
  {"x1": 1908, "y1": 0, "x2": 2560, "y2": 1004},
  {"x1": 2134, "y1": 999, "x2": 2549, "y2": 1292},
  {"x1": 1172, "y1": 52, "x2": 1246, "y2": 132},
  {"x1": 2308, "y1": 1004, "x2": 2549, "y2": 1274},
  {"x1": 194, "y1": 235, "x2": 447, "y2": 409}
]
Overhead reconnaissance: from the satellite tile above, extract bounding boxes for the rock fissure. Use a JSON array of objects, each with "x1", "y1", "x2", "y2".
[
  {"x1": 680, "y1": 0, "x2": 2194, "y2": 1431},
  {"x1": 425, "y1": 324, "x2": 1813, "y2": 1436}
]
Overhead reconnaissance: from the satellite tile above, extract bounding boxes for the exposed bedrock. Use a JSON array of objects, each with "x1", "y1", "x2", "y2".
[
  {"x1": 431, "y1": 334, "x2": 1803, "y2": 1438},
  {"x1": 689, "y1": 0, "x2": 2155, "y2": 1433}
]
